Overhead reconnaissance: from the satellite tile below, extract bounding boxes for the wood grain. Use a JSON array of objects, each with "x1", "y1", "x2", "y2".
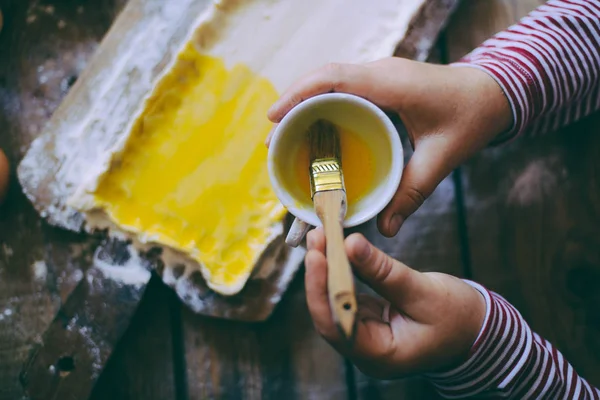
[
  {"x1": 445, "y1": 0, "x2": 600, "y2": 387},
  {"x1": 0, "y1": 0, "x2": 120, "y2": 398},
  {"x1": 182, "y1": 275, "x2": 350, "y2": 400},
  {"x1": 0, "y1": 1, "x2": 175, "y2": 399},
  {"x1": 89, "y1": 275, "x2": 178, "y2": 400},
  {"x1": 20, "y1": 245, "x2": 151, "y2": 400}
]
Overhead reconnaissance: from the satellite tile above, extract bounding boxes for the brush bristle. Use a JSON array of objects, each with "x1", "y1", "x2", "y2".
[{"x1": 307, "y1": 119, "x2": 341, "y2": 163}]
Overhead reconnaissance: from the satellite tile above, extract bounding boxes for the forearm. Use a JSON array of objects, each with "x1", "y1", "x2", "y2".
[
  {"x1": 452, "y1": 0, "x2": 600, "y2": 144},
  {"x1": 426, "y1": 281, "x2": 600, "y2": 399}
]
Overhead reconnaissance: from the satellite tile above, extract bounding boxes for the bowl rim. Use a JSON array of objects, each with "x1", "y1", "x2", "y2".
[{"x1": 267, "y1": 92, "x2": 404, "y2": 228}]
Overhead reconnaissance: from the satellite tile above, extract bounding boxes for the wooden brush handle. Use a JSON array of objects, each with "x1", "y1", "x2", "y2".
[{"x1": 313, "y1": 190, "x2": 357, "y2": 339}]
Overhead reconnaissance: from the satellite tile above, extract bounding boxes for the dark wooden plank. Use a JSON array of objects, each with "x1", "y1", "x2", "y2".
[
  {"x1": 0, "y1": 1, "x2": 178, "y2": 399},
  {"x1": 445, "y1": 0, "x2": 600, "y2": 387},
  {"x1": 183, "y1": 273, "x2": 350, "y2": 400},
  {"x1": 89, "y1": 275, "x2": 178, "y2": 400},
  {"x1": 458, "y1": 114, "x2": 600, "y2": 386},
  {"x1": 0, "y1": 1, "x2": 113, "y2": 398},
  {"x1": 20, "y1": 243, "x2": 152, "y2": 400}
]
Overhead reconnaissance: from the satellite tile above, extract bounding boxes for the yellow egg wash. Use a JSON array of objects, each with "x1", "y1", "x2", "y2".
[
  {"x1": 91, "y1": 43, "x2": 286, "y2": 292},
  {"x1": 293, "y1": 126, "x2": 375, "y2": 208}
]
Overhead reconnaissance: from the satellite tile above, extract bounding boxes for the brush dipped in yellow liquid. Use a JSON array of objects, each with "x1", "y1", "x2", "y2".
[
  {"x1": 295, "y1": 125, "x2": 375, "y2": 211},
  {"x1": 271, "y1": 94, "x2": 403, "y2": 252},
  {"x1": 307, "y1": 119, "x2": 358, "y2": 340}
]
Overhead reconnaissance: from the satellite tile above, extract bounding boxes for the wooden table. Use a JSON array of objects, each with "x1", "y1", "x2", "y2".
[{"x1": 1, "y1": 1, "x2": 599, "y2": 399}]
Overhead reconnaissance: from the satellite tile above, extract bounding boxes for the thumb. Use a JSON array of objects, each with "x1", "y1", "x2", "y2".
[
  {"x1": 378, "y1": 137, "x2": 452, "y2": 237},
  {"x1": 345, "y1": 233, "x2": 429, "y2": 312}
]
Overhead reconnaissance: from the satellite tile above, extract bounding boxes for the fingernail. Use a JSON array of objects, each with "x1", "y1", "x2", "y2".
[
  {"x1": 355, "y1": 237, "x2": 371, "y2": 262},
  {"x1": 388, "y1": 214, "x2": 404, "y2": 235}
]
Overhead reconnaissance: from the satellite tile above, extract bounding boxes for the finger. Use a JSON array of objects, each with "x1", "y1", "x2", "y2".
[
  {"x1": 305, "y1": 248, "x2": 399, "y2": 365},
  {"x1": 305, "y1": 248, "x2": 341, "y2": 343},
  {"x1": 306, "y1": 227, "x2": 325, "y2": 252},
  {"x1": 356, "y1": 293, "x2": 385, "y2": 321},
  {"x1": 267, "y1": 63, "x2": 375, "y2": 123},
  {"x1": 377, "y1": 137, "x2": 452, "y2": 237},
  {"x1": 357, "y1": 293, "x2": 392, "y2": 324},
  {"x1": 345, "y1": 233, "x2": 429, "y2": 313},
  {"x1": 264, "y1": 124, "x2": 277, "y2": 148},
  {"x1": 348, "y1": 312, "x2": 396, "y2": 365}
]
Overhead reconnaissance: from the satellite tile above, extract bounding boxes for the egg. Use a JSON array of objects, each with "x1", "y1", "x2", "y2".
[{"x1": 0, "y1": 148, "x2": 10, "y2": 204}]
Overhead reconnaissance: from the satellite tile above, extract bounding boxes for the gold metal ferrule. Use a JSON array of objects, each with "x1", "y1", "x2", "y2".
[{"x1": 309, "y1": 158, "x2": 346, "y2": 199}]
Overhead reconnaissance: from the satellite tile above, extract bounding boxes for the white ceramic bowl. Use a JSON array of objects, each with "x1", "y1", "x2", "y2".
[{"x1": 268, "y1": 93, "x2": 403, "y2": 228}]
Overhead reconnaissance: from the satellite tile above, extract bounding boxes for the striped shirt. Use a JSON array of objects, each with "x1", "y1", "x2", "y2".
[
  {"x1": 451, "y1": 0, "x2": 600, "y2": 145},
  {"x1": 427, "y1": 282, "x2": 600, "y2": 399},
  {"x1": 430, "y1": 1, "x2": 600, "y2": 398}
]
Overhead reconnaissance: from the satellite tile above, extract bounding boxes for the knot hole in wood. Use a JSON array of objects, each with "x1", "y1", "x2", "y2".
[{"x1": 56, "y1": 356, "x2": 76, "y2": 377}]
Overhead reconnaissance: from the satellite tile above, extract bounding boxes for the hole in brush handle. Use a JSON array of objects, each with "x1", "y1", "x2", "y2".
[
  {"x1": 332, "y1": 291, "x2": 357, "y2": 339},
  {"x1": 334, "y1": 292, "x2": 356, "y2": 309}
]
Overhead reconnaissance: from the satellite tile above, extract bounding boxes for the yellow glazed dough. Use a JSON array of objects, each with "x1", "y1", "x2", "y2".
[{"x1": 89, "y1": 43, "x2": 286, "y2": 294}]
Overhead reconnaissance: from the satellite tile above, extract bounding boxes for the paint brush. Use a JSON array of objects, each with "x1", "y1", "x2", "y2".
[{"x1": 307, "y1": 119, "x2": 357, "y2": 340}]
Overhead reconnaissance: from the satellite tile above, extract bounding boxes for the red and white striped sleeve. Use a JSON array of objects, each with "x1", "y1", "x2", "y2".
[
  {"x1": 426, "y1": 281, "x2": 600, "y2": 399},
  {"x1": 451, "y1": 0, "x2": 600, "y2": 145}
]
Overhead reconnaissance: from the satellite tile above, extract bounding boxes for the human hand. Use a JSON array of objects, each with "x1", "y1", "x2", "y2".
[
  {"x1": 266, "y1": 58, "x2": 512, "y2": 237},
  {"x1": 304, "y1": 228, "x2": 485, "y2": 378}
]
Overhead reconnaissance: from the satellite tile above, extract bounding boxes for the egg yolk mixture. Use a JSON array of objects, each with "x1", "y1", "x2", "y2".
[
  {"x1": 293, "y1": 126, "x2": 375, "y2": 209},
  {"x1": 90, "y1": 43, "x2": 286, "y2": 292}
]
